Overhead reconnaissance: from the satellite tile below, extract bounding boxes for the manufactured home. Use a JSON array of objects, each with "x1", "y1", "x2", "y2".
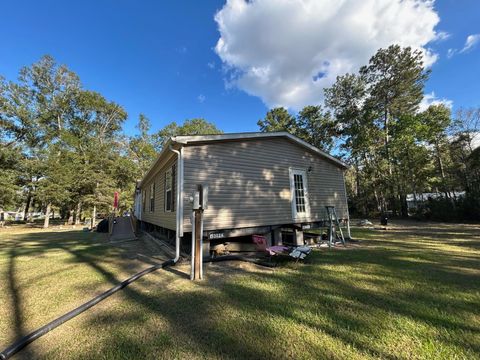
[{"x1": 133, "y1": 132, "x2": 349, "y2": 251}]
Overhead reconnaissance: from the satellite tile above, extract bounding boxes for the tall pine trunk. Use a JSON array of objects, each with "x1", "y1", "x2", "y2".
[
  {"x1": 399, "y1": 191, "x2": 408, "y2": 218},
  {"x1": 354, "y1": 157, "x2": 361, "y2": 196},
  {"x1": 43, "y1": 203, "x2": 51, "y2": 228},
  {"x1": 384, "y1": 108, "x2": 396, "y2": 215},
  {"x1": 91, "y1": 205, "x2": 97, "y2": 229},
  {"x1": 74, "y1": 201, "x2": 82, "y2": 225},
  {"x1": 384, "y1": 108, "x2": 393, "y2": 177},
  {"x1": 24, "y1": 191, "x2": 32, "y2": 221},
  {"x1": 67, "y1": 210, "x2": 74, "y2": 225},
  {"x1": 434, "y1": 141, "x2": 449, "y2": 200}
]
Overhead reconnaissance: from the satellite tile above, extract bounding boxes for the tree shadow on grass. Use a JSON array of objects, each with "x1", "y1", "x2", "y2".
[
  {"x1": 3, "y1": 226, "x2": 480, "y2": 359},
  {"x1": 53, "y1": 245, "x2": 274, "y2": 359},
  {"x1": 52, "y1": 246, "x2": 401, "y2": 359},
  {"x1": 6, "y1": 247, "x2": 35, "y2": 359},
  {"x1": 0, "y1": 230, "x2": 113, "y2": 359}
]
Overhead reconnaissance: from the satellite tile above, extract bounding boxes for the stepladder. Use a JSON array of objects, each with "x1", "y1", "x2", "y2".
[{"x1": 325, "y1": 206, "x2": 345, "y2": 247}]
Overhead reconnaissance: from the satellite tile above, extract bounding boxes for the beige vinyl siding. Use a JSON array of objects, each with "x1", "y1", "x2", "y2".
[
  {"x1": 139, "y1": 156, "x2": 177, "y2": 230},
  {"x1": 182, "y1": 138, "x2": 348, "y2": 232}
]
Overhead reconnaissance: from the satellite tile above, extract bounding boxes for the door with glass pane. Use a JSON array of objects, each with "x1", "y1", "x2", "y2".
[{"x1": 289, "y1": 168, "x2": 311, "y2": 220}]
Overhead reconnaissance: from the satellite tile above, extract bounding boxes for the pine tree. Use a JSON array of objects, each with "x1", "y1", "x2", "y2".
[{"x1": 257, "y1": 108, "x2": 297, "y2": 134}]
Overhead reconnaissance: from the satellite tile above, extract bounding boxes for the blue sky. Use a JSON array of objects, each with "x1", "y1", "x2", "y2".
[{"x1": 0, "y1": 0, "x2": 479, "y2": 135}]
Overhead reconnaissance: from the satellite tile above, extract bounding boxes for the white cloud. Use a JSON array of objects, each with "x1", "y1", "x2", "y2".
[
  {"x1": 447, "y1": 48, "x2": 457, "y2": 58},
  {"x1": 197, "y1": 94, "x2": 206, "y2": 103},
  {"x1": 435, "y1": 31, "x2": 451, "y2": 42},
  {"x1": 176, "y1": 46, "x2": 188, "y2": 54},
  {"x1": 214, "y1": 0, "x2": 443, "y2": 110},
  {"x1": 419, "y1": 92, "x2": 453, "y2": 112},
  {"x1": 460, "y1": 34, "x2": 480, "y2": 53},
  {"x1": 451, "y1": 132, "x2": 480, "y2": 150},
  {"x1": 447, "y1": 34, "x2": 480, "y2": 58},
  {"x1": 472, "y1": 132, "x2": 480, "y2": 150},
  {"x1": 207, "y1": 61, "x2": 216, "y2": 69}
]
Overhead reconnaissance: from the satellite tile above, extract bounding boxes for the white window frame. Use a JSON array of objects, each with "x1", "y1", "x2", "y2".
[
  {"x1": 149, "y1": 182, "x2": 155, "y2": 212},
  {"x1": 165, "y1": 167, "x2": 173, "y2": 212},
  {"x1": 142, "y1": 190, "x2": 146, "y2": 213},
  {"x1": 289, "y1": 168, "x2": 311, "y2": 220}
]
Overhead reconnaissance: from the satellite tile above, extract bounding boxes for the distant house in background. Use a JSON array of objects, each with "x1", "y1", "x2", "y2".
[
  {"x1": 2, "y1": 210, "x2": 43, "y2": 221},
  {"x1": 406, "y1": 191, "x2": 465, "y2": 213},
  {"x1": 133, "y1": 132, "x2": 350, "y2": 251}
]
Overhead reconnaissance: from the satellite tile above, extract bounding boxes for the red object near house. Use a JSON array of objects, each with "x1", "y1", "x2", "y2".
[
  {"x1": 252, "y1": 234, "x2": 267, "y2": 252},
  {"x1": 113, "y1": 191, "x2": 119, "y2": 209}
]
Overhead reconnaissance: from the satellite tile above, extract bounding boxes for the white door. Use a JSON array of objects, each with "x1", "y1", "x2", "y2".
[{"x1": 289, "y1": 168, "x2": 311, "y2": 220}]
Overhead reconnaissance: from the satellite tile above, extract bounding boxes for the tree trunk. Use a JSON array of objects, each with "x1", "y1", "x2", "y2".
[
  {"x1": 91, "y1": 205, "x2": 97, "y2": 229},
  {"x1": 354, "y1": 157, "x2": 361, "y2": 197},
  {"x1": 436, "y1": 144, "x2": 446, "y2": 179},
  {"x1": 434, "y1": 141, "x2": 451, "y2": 201},
  {"x1": 399, "y1": 193, "x2": 408, "y2": 218},
  {"x1": 68, "y1": 210, "x2": 74, "y2": 225},
  {"x1": 384, "y1": 108, "x2": 392, "y2": 176},
  {"x1": 74, "y1": 201, "x2": 82, "y2": 225},
  {"x1": 57, "y1": 114, "x2": 62, "y2": 131},
  {"x1": 43, "y1": 203, "x2": 51, "y2": 228},
  {"x1": 24, "y1": 191, "x2": 32, "y2": 221},
  {"x1": 383, "y1": 108, "x2": 394, "y2": 214},
  {"x1": 373, "y1": 189, "x2": 381, "y2": 213},
  {"x1": 405, "y1": 146, "x2": 417, "y2": 213}
]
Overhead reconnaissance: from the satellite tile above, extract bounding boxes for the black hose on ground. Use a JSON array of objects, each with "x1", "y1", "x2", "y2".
[
  {"x1": 0, "y1": 259, "x2": 174, "y2": 360},
  {"x1": 206, "y1": 254, "x2": 277, "y2": 268},
  {"x1": 0, "y1": 255, "x2": 272, "y2": 359}
]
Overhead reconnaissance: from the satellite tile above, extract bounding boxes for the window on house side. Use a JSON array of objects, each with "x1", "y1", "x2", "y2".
[
  {"x1": 289, "y1": 168, "x2": 310, "y2": 219},
  {"x1": 165, "y1": 168, "x2": 173, "y2": 212},
  {"x1": 150, "y1": 182, "x2": 155, "y2": 212},
  {"x1": 142, "y1": 190, "x2": 146, "y2": 212},
  {"x1": 294, "y1": 174, "x2": 307, "y2": 213}
]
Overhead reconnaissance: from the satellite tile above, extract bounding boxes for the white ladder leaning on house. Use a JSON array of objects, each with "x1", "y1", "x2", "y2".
[{"x1": 325, "y1": 206, "x2": 345, "y2": 247}]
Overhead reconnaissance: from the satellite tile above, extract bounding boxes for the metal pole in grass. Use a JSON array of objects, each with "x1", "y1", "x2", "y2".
[{"x1": 190, "y1": 184, "x2": 207, "y2": 280}]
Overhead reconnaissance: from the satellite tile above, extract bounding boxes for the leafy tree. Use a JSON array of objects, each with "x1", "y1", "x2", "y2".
[
  {"x1": 257, "y1": 108, "x2": 296, "y2": 134},
  {"x1": 129, "y1": 114, "x2": 162, "y2": 176},
  {"x1": 324, "y1": 73, "x2": 370, "y2": 151},
  {"x1": 66, "y1": 89, "x2": 128, "y2": 224},
  {"x1": 296, "y1": 106, "x2": 337, "y2": 151},
  {"x1": 325, "y1": 74, "x2": 379, "y2": 212},
  {"x1": 156, "y1": 118, "x2": 223, "y2": 146},
  {"x1": 326, "y1": 46, "x2": 433, "y2": 216},
  {"x1": 451, "y1": 108, "x2": 480, "y2": 153},
  {"x1": 324, "y1": 73, "x2": 366, "y2": 128},
  {"x1": 0, "y1": 145, "x2": 22, "y2": 220},
  {"x1": 0, "y1": 56, "x2": 135, "y2": 227},
  {"x1": 360, "y1": 45, "x2": 429, "y2": 175},
  {"x1": 35, "y1": 146, "x2": 74, "y2": 227},
  {"x1": 258, "y1": 106, "x2": 338, "y2": 151},
  {"x1": 0, "y1": 55, "x2": 80, "y2": 147},
  {"x1": 418, "y1": 104, "x2": 453, "y2": 198},
  {"x1": 449, "y1": 108, "x2": 480, "y2": 198},
  {"x1": 390, "y1": 114, "x2": 434, "y2": 216},
  {"x1": 467, "y1": 147, "x2": 480, "y2": 197}
]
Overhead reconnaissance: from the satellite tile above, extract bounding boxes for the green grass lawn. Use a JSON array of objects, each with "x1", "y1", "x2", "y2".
[{"x1": 0, "y1": 222, "x2": 479, "y2": 359}]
